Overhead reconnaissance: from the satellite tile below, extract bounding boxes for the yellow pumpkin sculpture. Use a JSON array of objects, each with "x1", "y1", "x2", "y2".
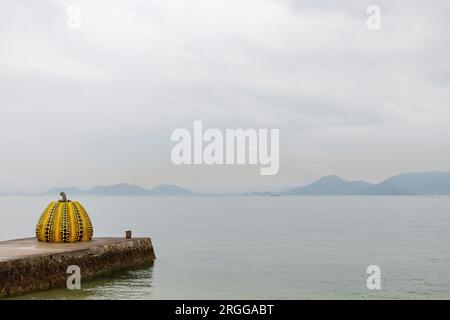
[{"x1": 36, "y1": 192, "x2": 93, "y2": 243}]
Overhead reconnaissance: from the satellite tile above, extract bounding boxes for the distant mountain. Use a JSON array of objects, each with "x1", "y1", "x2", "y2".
[
  {"x1": 41, "y1": 183, "x2": 196, "y2": 196},
  {"x1": 148, "y1": 184, "x2": 196, "y2": 195},
  {"x1": 283, "y1": 175, "x2": 373, "y2": 195},
  {"x1": 274, "y1": 186, "x2": 296, "y2": 193},
  {"x1": 282, "y1": 171, "x2": 450, "y2": 196},
  {"x1": 353, "y1": 180, "x2": 414, "y2": 195},
  {"x1": 379, "y1": 171, "x2": 450, "y2": 195},
  {"x1": 243, "y1": 191, "x2": 273, "y2": 196},
  {"x1": 42, "y1": 186, "x2": 85, "y2": 195},
  {"x1": 86, "y1": 183, "x2": 152, "y2": 195},
  {"x1": 12, "y1": 171, "x2": 450, "y2": 197}
]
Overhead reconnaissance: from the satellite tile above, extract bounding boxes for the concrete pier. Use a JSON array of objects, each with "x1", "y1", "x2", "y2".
[{"x1": 0, "y1": 237, "x2": 156, "y2": 298}]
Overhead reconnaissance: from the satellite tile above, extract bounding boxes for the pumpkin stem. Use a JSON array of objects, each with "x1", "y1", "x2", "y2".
[{"x1": 60, "y1": 192, "x2": 67, "y2": 202}]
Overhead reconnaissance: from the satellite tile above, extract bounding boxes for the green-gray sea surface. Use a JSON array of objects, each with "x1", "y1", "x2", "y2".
[{"x1": 1, "y1": 196, "x2": 449, "y2": 299}]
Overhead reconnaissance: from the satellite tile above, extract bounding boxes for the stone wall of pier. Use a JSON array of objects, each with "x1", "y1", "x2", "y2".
[{"x1": 0, "y1": 238, "x2": 156, "y2": 298}]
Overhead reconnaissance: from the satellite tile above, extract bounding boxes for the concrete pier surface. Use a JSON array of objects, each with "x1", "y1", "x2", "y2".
[{"x1": 0, "y1": 237, "x2": 156, "y2": 298}]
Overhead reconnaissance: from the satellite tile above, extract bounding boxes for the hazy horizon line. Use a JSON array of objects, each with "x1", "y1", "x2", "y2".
[{"x1": 2, "y1": 169, "x2": 450, "y2": 196}]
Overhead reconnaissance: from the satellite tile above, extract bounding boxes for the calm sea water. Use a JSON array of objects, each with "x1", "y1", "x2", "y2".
[{"x1": 1, "y1": 196, "x2": 450, "y2": 299}]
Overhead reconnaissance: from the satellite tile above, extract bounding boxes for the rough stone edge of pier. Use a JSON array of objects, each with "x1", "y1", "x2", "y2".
[{"x1": 0, "y1": 238, "x2": 156, "y2": 298}]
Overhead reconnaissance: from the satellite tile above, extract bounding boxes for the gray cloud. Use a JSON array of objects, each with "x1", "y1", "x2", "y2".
[{"x1": 1, "y1": 0, "x2": 450, "y2": 193}]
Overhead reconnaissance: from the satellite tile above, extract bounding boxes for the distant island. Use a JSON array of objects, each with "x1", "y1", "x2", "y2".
[
  {"x1": 3, "y1": 171, "x2": 450, "y2": 196},
  {"x1": 280, "y1": 171, "x2": 450, "y2": 196},
  {"x1": 42, "y1": 184, "x2": 196, "y2": 196}
]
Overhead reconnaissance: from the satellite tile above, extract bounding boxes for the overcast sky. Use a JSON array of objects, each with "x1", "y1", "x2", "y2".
[{"x1": 1, "y1": 0, "x2": 450, "y2": 193}]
